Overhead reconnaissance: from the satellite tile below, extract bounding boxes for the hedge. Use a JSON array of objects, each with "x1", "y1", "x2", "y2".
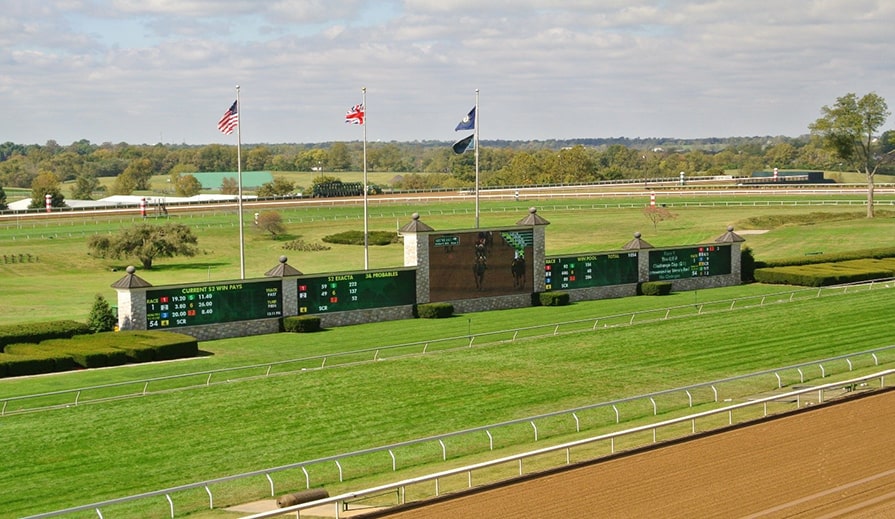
[
  {"x1": 537, "y1": 292, "x2": 570, "y2": 307},
  {"x1": 283, "y1": 316, "x2": 322, "y2": 333},
  {"x1": 0, "y1": 354, "x2": 57, "y2": 377},
  {"x1": 754, "y1": 246, "x2": 895, "y2": 269},
  {"x1": 0, "y1": 320, "x2": 91, "y2": 350},
  {"x1": 639, "y1": 281, "x2": 673, "y2": 296},
  {"x1": 0, "y1": 331, "x2": 199, "y2": 378},
  {"x1": 2, "y1": 343, "x2": 78, "y2": 372},
  {"x1": 415, "y1": 303, "x2": 454, "y2": 319}
]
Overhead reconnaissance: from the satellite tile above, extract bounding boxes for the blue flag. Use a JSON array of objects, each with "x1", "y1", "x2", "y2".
[
  {"x1": 455, "y1": 107, "x2": 476, "y2": 131},
  {"x1": 452, "y1": 134, "x2": 474, "y2": 154}
]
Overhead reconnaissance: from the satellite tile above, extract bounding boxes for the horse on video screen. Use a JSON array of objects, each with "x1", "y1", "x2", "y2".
[
  {"x1": 473, "y1": 255, "x2": 487, "y2": 290},
  {"x1": 511, "y1": 256, "x2": 526, "y2": 289}
]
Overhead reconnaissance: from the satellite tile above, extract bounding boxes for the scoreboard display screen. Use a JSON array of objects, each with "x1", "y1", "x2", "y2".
[
  {"x1": 648, "y1": 245, "x2": 731, "y2": 281},
  {"x1": 146, "y1": 280, "x2": 282, "y2": 329},
  {"x1": 545, "y1": 252, "x2": 639, "y2": 290},
  {"x1": 298, "y1": 268, "x2": 416, "y2": 314}
]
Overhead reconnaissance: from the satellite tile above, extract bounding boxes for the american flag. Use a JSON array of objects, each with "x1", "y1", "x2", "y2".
[
  {"x1": 345, "y1": 103, "x2": 365, "y2": 125},
  {"x1": 217, "y1": 101, "x2": 238, "y2": 135}
]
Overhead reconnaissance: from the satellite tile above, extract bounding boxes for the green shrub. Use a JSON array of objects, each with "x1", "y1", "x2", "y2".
[
  {"x1": 754, "y1": 264, "x2": 895, "y2": 287},
  {"x1": 0, "y1": 331, "x2": 199, "y2": 377},
  {"x1": 754, "y1": 246, "x2": 895, "y2": 269},
  {"x1": 87, "y1": 294, "x2": 117, "y2": 333},
  {"x1": 0, "y1": 354, "x2": 56, "y2": 377},
  {"x1": 538, "y1": 292, "x2": 570, "y2": 306},
  {"x1": 416, "y1": 303, "x2": 454, "y2": 319},
  {"x1": 0, "y1": 320, "x2": 91, "y2": 350},
  {"x1": 322, "y1": 230, "x2": 399, "y2": 246},
  {"x1": 3, "y1": 344, "x2": 77, "y2": 373},
  {"x1": 284, "y1": 316, "x2": 322, "y2": 333},
  {"x1": 639, "y1": 281, "x2": 673, "y2": 296}
]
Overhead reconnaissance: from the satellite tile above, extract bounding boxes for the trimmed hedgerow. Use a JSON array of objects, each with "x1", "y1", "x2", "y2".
[
  {"x1": 754, "y1": 246, "x2": 895, "y2": 269},
  {"x1": 2, "y1": 343, "x2": 78, "y2": 373},
  {"x1": 0, "y1": 331, "x2": 198, "y2": 377},
  {"x1": 415, "y1": 303, "x2": 454, "y2": 319},
  {"x1": 0, "y1": 320, "x2": 91, "y2": 350},
  {"x1": 639, "y1": 281, "x2": 673, "y2": 296},
  {"x1": 283, "y1": 316, "x2": 322, "y2": 333},
  {"x1": 538, "y1": 292, "x2": 570, "y2": 307},
  {"x1": 0, "y1": 354, "x2": 57, "y2": 377},
  {"x1": 754, "y1": 259, "x2": 895, "y2": 287}
]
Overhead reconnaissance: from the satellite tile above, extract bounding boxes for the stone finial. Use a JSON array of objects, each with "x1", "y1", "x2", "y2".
[
  {"x1": 111, "y1": 265, "x2": 153, "y2": 289},
  {"x1": 715, "y1": 226, "x2": 745, "y2": 243},
  {"x1": 399, "y1": 213, "x2": 434, "y2": 233},
  {"x1": 265, "y1": 256, "x2": 303, "y2": 277},
  {"x1": 515, "y1": 207, "x2": 550, "y2": 226},
  {"x1": 622, "y1": 232, "x2": 654, "y2": 250}
]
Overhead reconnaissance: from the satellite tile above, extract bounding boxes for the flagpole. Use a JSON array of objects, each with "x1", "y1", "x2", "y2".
[
  {"x1": 362, "y1": 87, "x2": 369, "y2": 270},
  {"x1": 236, "y1": 85, "x2": 246, "y2": 279},
  {"x1": 474, "y1": 88, "x2": 480, "y2": 228}
]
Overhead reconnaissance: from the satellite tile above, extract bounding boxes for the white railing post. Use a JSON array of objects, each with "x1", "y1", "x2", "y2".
[{"x1": 205, "y1": 485, "x2": 213, "y2": 508}]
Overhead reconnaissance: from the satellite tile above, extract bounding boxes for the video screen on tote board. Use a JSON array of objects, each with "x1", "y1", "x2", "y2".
[{"x1": 428, "y1": 229, "x2": 534, "y2": 302}]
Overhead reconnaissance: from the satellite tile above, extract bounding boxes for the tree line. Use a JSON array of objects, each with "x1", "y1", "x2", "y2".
[{"x1": 1, "y1": 92, "x2": 892, "y2": 215}]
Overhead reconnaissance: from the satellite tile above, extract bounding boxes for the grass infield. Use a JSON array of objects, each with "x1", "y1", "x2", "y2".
[{"x1": 0, "y1": 193, "x2": 894, "y2": 517}]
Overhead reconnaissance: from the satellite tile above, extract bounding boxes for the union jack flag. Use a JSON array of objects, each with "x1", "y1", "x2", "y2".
[
  {"x1": 345, "y1": 103, "x2": 365, "y2": 125},
  {"x1": 217, "y1": 101, "x2": 238, "y2": 135}
]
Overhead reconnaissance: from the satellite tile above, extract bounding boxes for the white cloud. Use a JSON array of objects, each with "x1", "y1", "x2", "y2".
[{"x1": 0, "y1": 0, "x2": 892, "y2": 144}]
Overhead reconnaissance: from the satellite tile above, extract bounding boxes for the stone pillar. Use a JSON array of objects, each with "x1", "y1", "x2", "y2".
[
  {"x1": 399, "y1": 213, "x2": 434, "y2": 304},
  {"x1": 111, "y1": 266, "x2": 152, "y2": 331}
]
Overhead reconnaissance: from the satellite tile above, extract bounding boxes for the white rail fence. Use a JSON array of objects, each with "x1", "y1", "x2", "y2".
[
  {"x1": 244, "y1": 370, "x2": 895, "y2": 518},
  {"x1": 3, "y1": 281, "x2": 893, "y2": 417},
  {"x1": 19, "y1": 358, "x2": 895, "y2": 519}
]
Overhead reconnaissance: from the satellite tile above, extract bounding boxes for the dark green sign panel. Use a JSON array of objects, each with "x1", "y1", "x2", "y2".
[
  {"x1": 545, "y1": 252, "x2": 640, "y2": 290},
  {"x1": 433, "y1": 235, "x2": 460, "y2": 247},
  {"x1": 648, "y1": 245, "x2": 731, "y2": 281},
  {"x1": 298, "y1": 269, "x2": 416, "y2": 314},
  {"x1": 146, "y1": 280, "x2": 282, "y2": 329}
]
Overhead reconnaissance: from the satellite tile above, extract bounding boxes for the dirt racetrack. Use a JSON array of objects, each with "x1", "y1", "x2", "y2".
[{"x1": 362, "y1": 389, "x2": 895, "y2": 518}]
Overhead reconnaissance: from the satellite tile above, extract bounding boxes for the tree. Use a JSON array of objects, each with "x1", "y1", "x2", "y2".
[
  {"x1": 256, "y1": 176, "x2": 295, "y2": 197},
  {"x1": 255, "y1": 211, "x2": 286, "y2": 237},
  {"x1": 643, "y1": 204, "x2": 677, "y2": 231},
  {"x1": 327, "y1": 142, "x2": 351, "y2": 171},
  {"x1": 71, "y1": 173, "x2": 102, "y2": 199},
  {"x1": 121, "y1": 158, "x2": 154, "y2": 191},
  {"x1": 28, "y1": 171, "x2": 65, "y2": 209},
  {"x1": 220, "y1": 176, "x2": 239, "y2": 195},
  {"x1": 245, "y1": 146, "x2": 271, "y2": 171},
  {"x1": 87, "y1": 223, "x2": 199, "y2": 269},
  {"x1": 172, "y1": 173, "x2": 202, "y2": 197},
  {"x1": 809, "y1": 92, "x2": 892, "y2": 218},
  {"x1": 87, "y1": 294, "x2": 117, "y2": 333},
  {"x1": 0, "y1": 185, "x2": 6, "y2": 210}
]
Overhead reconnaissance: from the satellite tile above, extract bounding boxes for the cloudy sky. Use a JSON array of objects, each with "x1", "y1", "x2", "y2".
[{"x1": 2, "y1": 0, "x2": 893, "y2": 146}]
